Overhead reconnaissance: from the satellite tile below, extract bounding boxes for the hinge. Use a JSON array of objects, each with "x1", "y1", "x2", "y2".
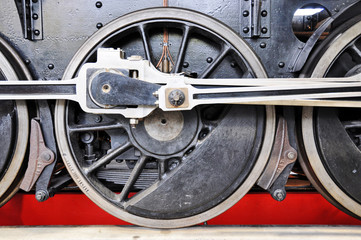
[
  {"x1": 240, "y1": 0, "x2": 270, "y2": 38},
  {"x1": 15, "y1": 0, "x2": 43, "y2": 41}
]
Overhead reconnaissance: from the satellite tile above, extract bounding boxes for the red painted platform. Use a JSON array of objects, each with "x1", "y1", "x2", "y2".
[{"x1": 0, "y1": 192, "x2": 360, "y2": 226}]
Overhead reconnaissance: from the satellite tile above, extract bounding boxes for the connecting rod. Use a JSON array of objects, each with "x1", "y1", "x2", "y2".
[{"x1": 1, "y1": 48, "x2": 361, "y2": 118}]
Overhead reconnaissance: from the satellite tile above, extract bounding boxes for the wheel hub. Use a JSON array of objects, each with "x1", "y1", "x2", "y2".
[
  {"x1": 144, "y1": 110, "x2": 184, "y2": 142},
  {"x1": 131, "y1": 109, "x2": 198, "y2": 156}
]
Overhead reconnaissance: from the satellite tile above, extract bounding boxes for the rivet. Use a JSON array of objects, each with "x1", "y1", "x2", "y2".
[
  {"x1": 261, "y1": 10, "x2": 268, "y2": 17},
  {"x1": 25, "y1": 59, "x2": 31, "y2": 65},
  {"x1": 230, "y1": 61, "x2": 236, "y2": 68},
  {"x1": 261, "y1": 27, "x2": 268, "y2": 34},
  {"x1": 183, "y1": 62, "x2": 189, "y2": 68},
  {"x1": 48, "y1": 64, "x2": 54, "y2": 70},
  {"x1": 94, "y1": 115, "x2": 102, "y2": 123},
  {"x1": 41, "y1": 152, "x2": 52, "y2": 161},
  {"x1": 260, "y1": 42, "x2": 266, "y2": 48},
  {"x1": 243, "y1": 10, "x2": 249, "y2": 17},
  {"x1": 96, "y1": 23, "x2": 103, "y2": 29},
  {"x1": 95, "y1": 1, "x2": 102, "y2": 8},
  {"x1": 32, "y1": 13, "x2": 38, "y2": 20},
  {"x1": 206, "y1": 57, "x2": 213, "y2": 63},
  {"x1": 243, "y1": 27, "x2": 250, "y2": 33},
  {"x1": 278, "y1": 62, "x2": 285, "y2": 68},
  {"x1": 287, "y1": 151, "x2": 296, "y2": 160},
  {"x1": 33, "y1": 29, "x2": 40, "y2": 36}
]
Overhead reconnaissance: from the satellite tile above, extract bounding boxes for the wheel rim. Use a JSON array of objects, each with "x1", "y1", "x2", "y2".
[
  {"x1": 0, "y1": 37, "x2": 30, "y2": 207},
  {"x1": 301, "y1": 16, "x2": 361, "y2": 218},
  {"x1": 55, "y1": 8, "x2": 275, "y2": 228}
]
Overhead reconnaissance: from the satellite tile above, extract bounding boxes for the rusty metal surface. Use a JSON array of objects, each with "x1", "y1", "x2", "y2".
[
  {"x1": 257, "y1": 117, "x2": 297, "y2": 190},
  {"x1": 19, "y1": 119, "x2": 55, "y2": 192}
]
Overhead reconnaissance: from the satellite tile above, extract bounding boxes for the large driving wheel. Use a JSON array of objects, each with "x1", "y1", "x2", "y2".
[
  {"x1": 55, "y1": 8, "x2": 275, "y2": 228},
  {"x1": 300, "y1": 16, "x2": 361, "y2": 219},
  {"x1": 0, "y1": 37, "x2": 30, "y2": 206}
]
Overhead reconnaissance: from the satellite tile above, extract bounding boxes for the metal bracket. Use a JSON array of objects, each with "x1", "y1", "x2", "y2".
[
  {"x1": 240, "y1": 0, "x2": 270, "y2": 38},
  {"x1": 257, "y1": 108, "x2": 297, "y2": 201},
  {"x1": 257, "y1": 116, "x2": 297, "y2": 189},
  {"x1": 14, "y1": 0, "x2": 43, "y2": 40},
  {"x1": 34, "y1": 101, "x2": 59, "y2": 202},
  {"x1": 19, "y1": 118, "x2": 55, "y2": 192}
]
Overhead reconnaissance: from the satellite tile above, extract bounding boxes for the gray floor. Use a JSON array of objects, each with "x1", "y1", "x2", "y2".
[{"x1": 0, "y1": 226, "x2": 361, "y2": 240}]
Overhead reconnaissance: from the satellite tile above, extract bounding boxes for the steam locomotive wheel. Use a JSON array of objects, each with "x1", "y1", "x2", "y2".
[
  {"x1": 300, "y1": 16, "x2": 361, "y2": 218},
  {"x1": 0, "y1": 37, "x2": 30, "y2": 206},
  {"x1": 55, "y1": 8, "x2": 275, "y2": 228}
]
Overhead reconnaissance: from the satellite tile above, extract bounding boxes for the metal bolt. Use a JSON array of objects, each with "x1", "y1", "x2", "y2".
[
  {"x1": 278, "y1": 62, "x2": 285, "y2": 68},
  {"x1": 169, "y1": 161, "x2": 179, "y2": 170},
  {"x1": 273, "y1": 189, "x2": 285, "y2": 201},
  {"x1": 243, "y1": 27, "x2": 250, "y2": 33},
  {"x1": 153, "y1": 91, "x2": 159, "y2": 98},
  {"x1": 206, "y1": 57, "x2": 213, "y2": 63},
  {"x1": 81, "y1": 132, "x2": 94, "y2": 143},
  {"x1": 41, "y1": 152, "x2": 52, "y2": 161},
  {"x1": 32, "y1": 13, "x2": 38, "y2": 20},
  {"x1": 168, "y1": 89, "x2": 185, "y2": 107},
  {"x1": 261, "y1": 10, "x2": 268, "y2": 17},
  {"x1": 260, "y1": 42, "x2": 266, "y2": 48},
  {"x1": 130, "y1": 118, "x2": 139, "y2": 128},
  {"x1": 33, "y1": 29, "x2": 40, "y2": 36},
  {"x1": 95, "y1": 1, "x2": 102, "y2": 8},
  {"x1": 243, "y1": 10, "x2": 249, "y2": 17},
  {"x1": 35, "y1": 190, "x2": 49, "y2": 202},
  {"x1": 48, "y1": 64, "x2": 54, "y2": 70},
  {"x1": 261, "y1": 27, "x2": 268, "y2": 34},
  {"x1": 183, "y1": 62, "x2": 189, "y2": 68},
  {"x1": 94, "y1": 115, "x2": 102, "y2": 123},
  {"x1": 96, "y1": 23, "x2": 103, "y2": 29},
  {"x1": 287, "y1": 151, "x2": 296, "y2": 160}
]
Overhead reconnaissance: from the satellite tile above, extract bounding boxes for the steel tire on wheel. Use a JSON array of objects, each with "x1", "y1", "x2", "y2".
[
  {"x1": 300, "y1": 16, "x2": 361, "y2": 219},
  {"x1": 0, "y1": 37, "x2": 30, "y2": 207}
]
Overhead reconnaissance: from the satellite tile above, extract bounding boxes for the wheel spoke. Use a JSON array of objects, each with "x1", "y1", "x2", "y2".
[
  {"x1": 172, "y1": 26, "x2": 191, "y2": 73},
  {"x1": 84, "y1": 141, "x2": 132, "y2": 175},
  {"x1": 68, "y1": 123, "x2": 123, "y2": 133},
  {"x1": 342, "y1": 120, "x2": 361, "y2": 129},
  {"x1": 347, "y1": 44, "x2": 361, "y2": 62},
  {"x1": 118, "y1": 155, "x2": 148, "y2": 202},
  {"x1": 158, "y1": 160, "x2": 166, "y2": 180},
  {"x1": 199, "y1": 45, "x2": 230, "y2": 78},
  {"x1": 138, "y1": 25, "x2": 151, "y2": 61}
]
